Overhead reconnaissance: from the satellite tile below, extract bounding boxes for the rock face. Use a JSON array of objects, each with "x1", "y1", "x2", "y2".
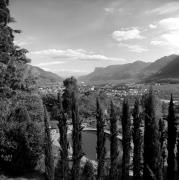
[
  {"x1": 79, "y1": 54, "x2": 179, "y2": 83},
  {"x1": 79, "y1": 61, "x2": 150, "y2": 82}
]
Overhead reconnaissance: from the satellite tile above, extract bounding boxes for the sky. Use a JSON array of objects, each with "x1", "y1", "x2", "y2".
[{"x1": 10, "y1": 0, "x2": 179, "y2": 77}]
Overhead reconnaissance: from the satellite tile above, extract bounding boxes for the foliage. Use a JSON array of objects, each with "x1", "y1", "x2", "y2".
[
  {"x1": 0, "y1": 97, "x2": 11, "y2": 121},
  {"x1": 79, "y1": 91, "x2": 110, "y2": 119},
  {"x1": 121, "y1": 98, "x2": 131, "y2": 180},
  {"x1": 62, "y1": 77, "x2": 78, "y2": 114},
  {"x1": 177, "y1": 136, "x2": 179, "y2": 173},
  {"x1": 132, "y1": 99, "x2": 143, "y2": 180},
  {"x1": 44, "y1": 107, "x2": 54, "y2": 180},
  {"x1": 0, "y1": 107, "x2": 43, "y2": 175},
  {"x1": 42, "y1": 93, "x2": 61, "y2": 121},
  {"x1": 0, "y1": 0, "x2": 30, "y2": 97},
  {"x1": 143, "y1": 89, "x2": 163, "y2": 180},
  {"x1": 12, "y1": 92, "x2": 44, "y2": 122},
  {"x1": 159, "y1": 118, "x2": 167, "y2": 174},
  {"x1": 82, "y1": 160, "x2": 95, "y2": 180},
  {"x1": 55, "y1": 101, "x2": 69, "y2": 180},
  {"x1": 109, "y1": 101, "x2": 119, "y2": 180},
  {"x1": 96, "y1": 98, "x2": 106, "y2": 180},
  {"x1": 71, "y1": 92, "x2": 83, "y2": 180},
  {"x1": 167, "y1": 94, "x2": 177, "y2": 180}
]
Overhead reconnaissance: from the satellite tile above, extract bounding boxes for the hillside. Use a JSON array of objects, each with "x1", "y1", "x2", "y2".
[
  {"x1": 25, "y1": 65, "x2": 63, "y2": 86},
  {"x1": 79, "y1": 61, "x2": 150, "y2": 82},
  {"x1": 139, "y1": 54, "x2": 178, "y2": 78},
  {"x1": 79, "y1": 54, "x2": 179, "y2": 83},
  {"x1": 145, "y1": 55, "x2": 179, "y2": 83}
]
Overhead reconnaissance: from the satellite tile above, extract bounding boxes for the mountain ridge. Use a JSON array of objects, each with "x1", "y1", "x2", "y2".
[
  {"x1": 79, "y1": 54, "x2": 179, "y2": 83},
  {"x1": 25, "y1": 65, "x2": 63, "y2": 86}
]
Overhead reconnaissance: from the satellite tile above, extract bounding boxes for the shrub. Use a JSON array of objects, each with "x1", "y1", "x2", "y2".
[
  {"x1": 0, "y1": 107, "x2": 44, "y2": 175},
  {"x1": 82, "y1": 160, "x2": 95, "y2": 180},
  {"x1": 12, "y1": 92, "x2": 44, "y2": 122}
]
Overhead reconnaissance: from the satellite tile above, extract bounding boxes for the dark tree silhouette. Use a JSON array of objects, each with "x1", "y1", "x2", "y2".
[
  {"x1": 177, "y1": 135, "x2": 179, "y2": 173},
  {"x1": 44, "y1": 107, "x2": 54, "y2": 180},
  {"x1": 159, "y1": 118, "x2": 167, "y2": 174},
  {"x1": 109, "y1": 101, "x2": 119, "y2": 180},
  {"x1": 121, "y1": 99, "x2": 131, "y2": 180},
  {"x1": 62, "y1": 77, "x2": 78, "y2": 114},
  {"x1": 55, "y1": 93, "x2": 69, "y2": 180},
  {"x1": 71, "y1": 92, "x2": 83, "y2": 180},
  {"x1": 167, "y1": 94, "x2": 177, "y2": 180},
  {"x1": 143, "y1": 89, "x2": 163, "y2": 180},
  {"x1": 132, "y1": 99, "x2": 143, "y2": 180},
  {"x1": 96, "y1": 98, "x2": 106, "y2": 180}
]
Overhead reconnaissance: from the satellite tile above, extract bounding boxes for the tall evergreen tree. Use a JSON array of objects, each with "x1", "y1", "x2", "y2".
[
  {"x1": 159, "y1": 118, "x2": 167, "y2": 175},
  {"x1": 167, "y1": 94, "x2": 177, "y2": 180},
  {"x1": 71, "y1": 92, "x2": 83, "y2": 180},
  {"x1": 62, "y1": 77, "x2": 78, "y2": 114},
  {"x1": 44, "y1": 107, "x2": 54, "y2": 180},
  {"x1": 55, "y1": 94, "x2": 69, "y2": 180},
  {"x1": 0, "y1": 0, "x2": 30, "y2": 96},
  {"x1": 132, "y1": 99, "x2": 143, "y2": 180},
  {"x1": 96, "y1": 98, "x2": 106, "y2": 180},
  {"x1": 121, "y1": 99, "x2": 131, "y2": 180},
  {"x1": 177, "y1": 136, "x2": 179, "y2": 173},
  {"x1": 143, "y1": 89, "x2": 163, "y2": 180},
  {"x1": 109, "y1": 101, "x2": 119, "y2": 180}
]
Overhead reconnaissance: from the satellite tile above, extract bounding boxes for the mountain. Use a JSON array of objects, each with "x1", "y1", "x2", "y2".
[
  {"x1": 79, "y1": 61, "x2": 150, "y2": 82},
  {"x1": 145, "y1": 55, "x2": 179, "y2": 83},
  {"x1": 139, "y1": 54, "x2": 178, "y2": 78},
  {"x1": 79, "y1": 54, "x2": 179, "y2": 83},
  {"x1": 25, "y1": 65, "x2": 63, "y2": 86}
]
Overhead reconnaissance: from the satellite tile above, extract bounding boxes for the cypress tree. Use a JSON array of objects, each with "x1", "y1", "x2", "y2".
[
  {"x1": 167, "y1": 94, "x2": 177, "y2": 180},
  {"x1": 71, "y1": 92, "x2": 83, "y2": 180},
  {"x1": 44, "y1": 107, "x2": 54, "y2": 180},
  {"x1": 143, "y1": 89, "x2": 163, "y2": 180},
  {"x1": 109, "y1": 101, "x2": 119, "y2": 180},
  {"x1": 132, "y1": 99, "x2": 143, "y2": 180},
  {"x1": 177, "y1": 136, "x2": 179, "y2": 173},
  {"x1": 159, "y1": 118, "x2": 167, "y2": 175},
  {"x1": 96, "y1": 98, "x2": 106, "y2": 180},
  {"x1": 121, "y1": 99, "x2": 131, "y2": 180},
  {"x1": 62, "y1": 77, "x2": 78, "y2": 114},
  {"x1": 55, "y1": 94, "x2": 69, "y2": 180}
]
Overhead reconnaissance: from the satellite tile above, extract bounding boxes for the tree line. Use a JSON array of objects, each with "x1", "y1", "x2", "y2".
[{"x1": 44, "y1": 77, "x2": 179, "y2": 180}]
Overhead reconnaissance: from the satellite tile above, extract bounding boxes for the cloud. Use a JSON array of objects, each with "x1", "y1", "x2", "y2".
[
  {"x1": 37, "y1": 61, "x2": 66, "y2": 66},
  {"x1": 151, "y1": 17, "x2": 179, "y2": 52},
  {"x1": 161, "y1": 32, "x2": 179, "y2": 48},
  {"x1": 118, "y1": 43, "x2": 148, "y2": 53},
  {"x1": 159, "y1": 17, "x2": 179, "y2": 30},
  {"x1": 150, "y1": 40, "x2": 167, "y2": 46},
  {"x1": 104, "y1": 8, "x2": 115, "y2": 14},
  {"x1": 149, "y1": 24, "x2": 157, "y2": 29},
  {"x1": 156, "y1": 17, "x2": 179, "y2": 49},
  {"x1": 31, "y1": 48, "x2": 123, "y2": 62},
  {"x1": 112, "y1": 27, "x2": 145, "y2": 42},
  {"x1": 146, "y1": 2, "x2": 179, "y2": 15}
]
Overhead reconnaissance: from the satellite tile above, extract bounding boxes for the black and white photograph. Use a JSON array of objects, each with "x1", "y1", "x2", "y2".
[{"x1": 0, "y1": 0, "x2": 179, "y2": 179}]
